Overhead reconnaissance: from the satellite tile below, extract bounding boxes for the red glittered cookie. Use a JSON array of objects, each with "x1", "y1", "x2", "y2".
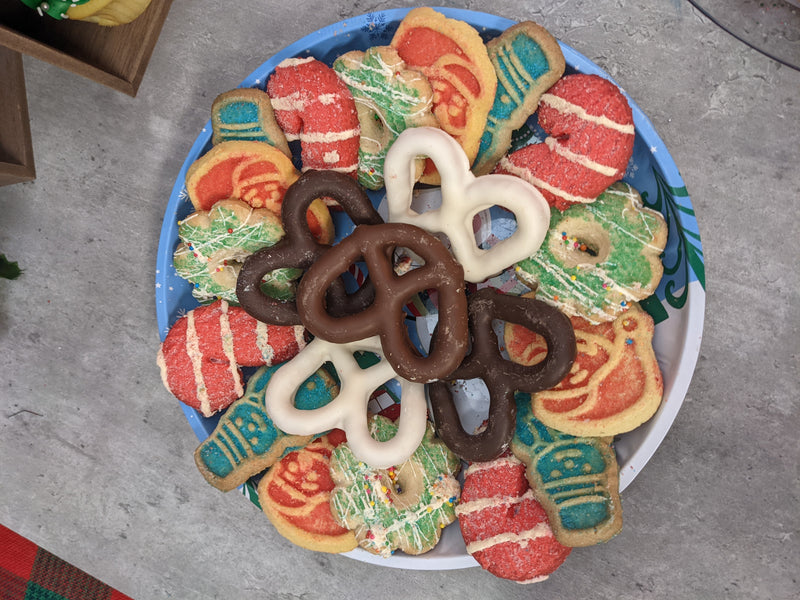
[
  {"x1": 456, "y1": 452, "x2": 571, "y2": 583},
  {"x1": 157, "y1": 300, "x2": 307, "y2": 416},
  {"x1": 257, "y1": 430, "x2": 358, "y2": 553},
  {"x1": 267, "y1": 57, "x2": 361, "y2": 179},
  {"x1": 391, "y1": 7, "x2": 497, "y2": 184},
  {"x1": 185, "y1": 140, "x2": 333, "y2": 243},
  {"x1": 495, "y1": 74, "x2": 634, "y2": 210},
  {"x1": 505, "y1": 300, "x2": 663, "y2": 437}
]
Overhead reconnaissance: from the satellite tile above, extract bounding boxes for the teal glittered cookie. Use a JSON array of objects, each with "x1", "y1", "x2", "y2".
[
  {"x1": 472, "y1": 21, "x2": 565, "y2": 175},
  {"x1": 511, "y1": 392, "x2": 622, "y2": 547},
  {"x1": 211, "y1": 88, "x2": 291, "y2": 157},
  {"x1": 194, "y1": 363, "x2": 338, "y2": 492}
]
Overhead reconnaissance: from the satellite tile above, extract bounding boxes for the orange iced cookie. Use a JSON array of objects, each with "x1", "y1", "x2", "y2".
[
  {"x1": 258, "y1": 430, "x2": 358, "y2": 553},
  {"x1": 391, "y1": 7, "x2": 497, "y2": 184},
  {"x1": 505, "y1": 299, "x2": 663, "y2": 437},
  {"x1": 185, "y1": 140, "x2": 333, "y2": 243}
]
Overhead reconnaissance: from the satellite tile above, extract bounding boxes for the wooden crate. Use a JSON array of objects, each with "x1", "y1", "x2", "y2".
[
  {"x1": 0, "y1": 45, "x2": 35, "y2": 187},
  {"x1": 0, "y1": 0, "x2": 173, "y2": 97}
]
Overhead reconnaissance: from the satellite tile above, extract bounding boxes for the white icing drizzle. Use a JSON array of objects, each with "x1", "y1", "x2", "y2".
[
  {"x1": 464, "y1": 455, "x2": 522, "y2": 477},
  {"x1": 295, "y1": 127, "x2": 360, "y2": 144},
  {"x1": 301, "y1": 163, "x2": 358, "y2": 174},
  {"x1": 254, "y1": 321, "x2": 274, "y2": 363},
  {"x1": 465, "y1": 522, "x2": 552, "y2": 555},
  {"x1": 185, "y1": 311, "x2": 210, "y2": 416},
  {"x1": 540, "y1": 93, "x2": 635, "y2": 134},
  {"x1": 544, "y1": 136, "x2": 620, "y2": 177},
  {"x1": 322, "y1": 150, "x2": 340, "y2": 164},
  {"x1": 516, "y1": 575, "x2": 550, "y2": 584},
  {"x1": 218, "y1": 301, "x2": 244, "y2": 398},
  {"x1": 292, "y1": 325, "x2": 306, "y2": 355},
  {"x1": 277, "y1": 57, "x2": 316, "y2": 67},
  {"x1": 270, "y1": 93, "x2": 306, "y2": 112},
  {"x1": 497, "y1": 155, "x2": 595, "y2": 204},
  {"x1": 456, "y1": 489, "x2": 536, "y2": 516}
]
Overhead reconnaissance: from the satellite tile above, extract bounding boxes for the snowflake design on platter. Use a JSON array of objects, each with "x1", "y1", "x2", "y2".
[
  {"x1": 361, "y1": 12, "x2": 390, "y2": 43},
  {"x1": 624, "y1": 158, "x2": 640, "y2": 180}
]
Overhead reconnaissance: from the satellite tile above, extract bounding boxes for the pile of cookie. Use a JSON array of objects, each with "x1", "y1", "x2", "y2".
[{"x1": 157, "y1": 7, "x2": 668, "y2": 583}]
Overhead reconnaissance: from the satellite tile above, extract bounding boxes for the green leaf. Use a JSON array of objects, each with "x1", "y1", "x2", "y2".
[
  {"x1": 639, "y1": 295, "x2": 670, "y2": 324},
  {"x1": 0, "y1": 254, "x2": 22, "y2": 280}
]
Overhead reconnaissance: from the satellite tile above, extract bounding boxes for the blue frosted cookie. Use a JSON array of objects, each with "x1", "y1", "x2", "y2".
[
  {"x1": 211, "y1": 88, "x2": 291, "y2": 157},
  {"x1": 194, "y1": 362, "x2": 338, "y2": 491},
  {"x1": 472, "y1": 21, "x2": 565, "y2": 175},
  {"x1": 510, "y1": 392, "x2": 622, "y2": 547}
]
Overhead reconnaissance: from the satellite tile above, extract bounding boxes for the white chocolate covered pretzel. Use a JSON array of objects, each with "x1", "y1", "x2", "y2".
[
  {"x1": 263, "y1": 335, "x2": 428, "y2": 468},
  {"x1": 383, "y1": 127, "x2": 551, "y2": 283}
]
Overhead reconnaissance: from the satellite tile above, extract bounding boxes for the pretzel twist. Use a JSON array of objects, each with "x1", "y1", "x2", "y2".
[
  {"x1": 237, "y1": 170, "x2": 383, "y2": 325},
  {"x1": 429, "y1": 288, "x2": 576, "y2": 462},
  {"x1": 296, "y1": 222, "x2": 469, "y2": 383}
]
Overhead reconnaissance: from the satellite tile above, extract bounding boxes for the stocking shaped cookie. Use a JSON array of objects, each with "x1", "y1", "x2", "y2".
[
  {"x1": 383, "y1": 127, "x2": 551, "y2": 283},
  {"x1": 511, "y1": 396, "x2": 622, "y2": 547},
  {"x1": 263, "y1": 335, "x2": 428, "y2": 469}
]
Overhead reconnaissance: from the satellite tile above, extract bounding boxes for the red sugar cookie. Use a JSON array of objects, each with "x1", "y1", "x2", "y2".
[
  {"x1": 258, "y1": 430, "x2": 358, "y2": 553},
  {"x1": 456, "y1": 453, "x2": 571, "y2": 583},
  {"x1": 267, "y1": 57, "x2": 361, "y2": 179},
  {"x1": 495, "y1": 74, "x2": 634, "y2": 211},
  {"x1": 157, "y1": 300, "x2": 306, "y2": 416}
]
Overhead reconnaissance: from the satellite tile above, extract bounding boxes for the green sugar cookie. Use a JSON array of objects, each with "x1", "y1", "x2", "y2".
[
  {"x1": 173, "y1": 199, "x2": 294, "y2": 304},
  {"x1": 330, "y1": 415, "x2": 461, "y2": 557},
  {"x1": 515, "y1": 182, "x2": 667, "y2": 323}
]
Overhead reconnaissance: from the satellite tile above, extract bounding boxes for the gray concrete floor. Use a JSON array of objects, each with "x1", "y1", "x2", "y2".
[{"x1": 1, "y1": 1, "x2": 798, "y2": 598}]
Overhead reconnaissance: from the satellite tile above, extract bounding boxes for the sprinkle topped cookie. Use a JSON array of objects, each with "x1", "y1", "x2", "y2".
[
  {"x1": 173, "y1": 199, "x2": 286, "y2": 304},
  {"x1": 330, "y1": 415, "x2": 461, "y2": 557},
  {"x1": 515, "y1": 182, "x2": 667, "y2": 323}
]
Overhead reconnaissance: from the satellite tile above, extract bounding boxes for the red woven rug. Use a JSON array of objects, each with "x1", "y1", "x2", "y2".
[{"x1": 0, "y1": 524, "x2": 133, "y2": 600}]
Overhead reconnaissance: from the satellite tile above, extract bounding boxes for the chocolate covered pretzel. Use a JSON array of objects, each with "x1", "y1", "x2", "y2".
[
  {"x1": 236, "y1": 170, "x2": 383, "y2": 325},
  {"x1": 428, "y1": 288, "x2": 576, "y2": 462},
  {"x1": 296, "y1": 222, "x2": 469, "y2": 383}
]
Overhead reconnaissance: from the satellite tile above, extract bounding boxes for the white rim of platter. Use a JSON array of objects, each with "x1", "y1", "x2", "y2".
[{"x1": 155, "y1": 7, "x2": 706, "y2": 571}]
